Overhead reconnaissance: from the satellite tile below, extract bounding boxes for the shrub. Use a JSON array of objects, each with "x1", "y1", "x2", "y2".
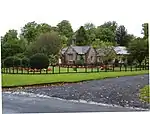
[
  {"x1": 30, "y1": 53, "x2": 49, "y2": 69},
  {"x1": 13, "y1": 57, "x2": 21, "y2": 67},
  {"x1": 4, "y1": 56, "x2": 14, "y2": 68},
  {"x1": 139, "y1": 85, "x2": 150, "y2": 103},
  {"x1": 21, "y1": 57, "x2": 29, "y2": 67}
]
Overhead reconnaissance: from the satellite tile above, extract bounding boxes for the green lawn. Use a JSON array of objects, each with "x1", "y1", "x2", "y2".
[
  {"x1": 2, "y1": 70, "x2": 148, "y2": 87},
  {"x1": 139, "y1": 85, "x2": 150, "y2": 103}
]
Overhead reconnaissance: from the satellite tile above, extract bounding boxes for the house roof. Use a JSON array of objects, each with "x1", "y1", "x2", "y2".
[
  {"x1": 61, "y1": 47, "x2": 68, "y2": 55},
  {"x1": 71, "y1": 46, "x2": 91, "y2": 54},
  {"x1": 113, "y1": 46, "x2": 129, "y2": 55},
  {"x1": 61, "y1": 46, "x2": 91, "y2": 55}
]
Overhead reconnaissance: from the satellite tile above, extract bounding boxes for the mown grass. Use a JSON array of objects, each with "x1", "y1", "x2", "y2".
[
  {"x1": 2, "y1": 70, "x2": 148, "y2": 87},
  {"x1": 139, "y1": 85, "x2": 150, "y2": 103}
]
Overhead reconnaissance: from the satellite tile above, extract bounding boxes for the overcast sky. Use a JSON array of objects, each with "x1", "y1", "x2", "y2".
[{"x1": 0, "y1": 0, "x2": 149, "y2": 37}]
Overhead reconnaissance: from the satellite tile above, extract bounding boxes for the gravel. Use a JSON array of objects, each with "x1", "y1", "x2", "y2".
[{"x1": 5, "y1": 74, "x2": 149, "y2": 109}]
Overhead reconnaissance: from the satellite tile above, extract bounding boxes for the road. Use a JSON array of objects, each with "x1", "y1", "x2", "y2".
[
  {"x1": 2, "y1": 91, "x2": 141, "y2": 113},
  {"x1": 2, "y1": 74, "x2": 149, "y2": 113}
]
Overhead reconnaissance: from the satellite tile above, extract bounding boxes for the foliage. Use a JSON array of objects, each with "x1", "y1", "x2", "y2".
[
  {"x1": 36, "y1": 23, "x2": 51, "y2": 34},
  {"x1": 75, "y1": 26, "x2": 88, "y2": 46},
  {"x1": 100, "y1": 21, "x2": 118, "y2": 33},
  {"x1": 116, "y1": 25, "x2": 127, "y2": 46},
  {"x1": 21, "y1": 21, "x2": 39, "y2": 44},
  {"x1": 49, "y1": 54, "x2": 58, "y2": 65},
  {"x1": 25, "y1": 32, "x2": 62, "y2": 57},
  {"x1": 1, "y1": 40, "x2": 24, "y2": 60},
  {"x1": 142, "y1": 23, "x2": 149, "y2": 39},
  {"x1": 92, "y1": 39, "x2": 114, "y2": 48},
  {"x1": 127, "y1": 38, "x2": 148, "y2": 64},
  {"x1": 21, "y1": 57, "x2": 29, "y2": 67},
  {"x1": 2, "y1": 29, "x2": 18, "y2": 43},
  {"x1": 57, "y1": 20, "x2": 74, "y2": 39},
  {"x1": 36, "y1": 32, "x2": 62, "y2": 56},
  {"x1": 13, "y1": 57, "x2": 21, "y2": 67},
  {"x1": 96, "y1": 27, "x2": 115, "y2": 42},
  {"x1": 139, "y1": 85, "x2": 150, "y2": 103},
  {"x1": 4, "y1": 56, "x2": 14, "y2": 68},
  {"x1": 84, "y1": 23, "x2": 96, "y2": 44},
  {"x1": 29, "y1": 53, "x2": 49, "y2": 69}
]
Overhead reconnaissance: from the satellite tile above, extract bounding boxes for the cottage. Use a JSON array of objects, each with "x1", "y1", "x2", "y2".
[{"x1": 60, "y1": 46, "x2": 96, "y2": 65}]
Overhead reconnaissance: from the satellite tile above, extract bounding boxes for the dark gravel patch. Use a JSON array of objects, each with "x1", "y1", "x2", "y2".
[{"x1": 5, "y1": 74, "x2": 149, "y2": 109}]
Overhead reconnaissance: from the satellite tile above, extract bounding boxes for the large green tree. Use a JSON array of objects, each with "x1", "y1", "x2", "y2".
[
  {"x1": 100, "y1": 21, "x2": 118, "y2": 33},
  {"x1": 84, "y1": 23, "x2": 96, "y2": 44},
  {"x1": 96, "y1": 27, "x2": 115, "y2": 42},
  {"x1": 2, "y1": 29, "x2": 18, "y2": 43},
  {"x1": 25, "y1": 32, "x2": 62, "y2": 57},
  {"x1": 36, "y1": 23, "x2": 51, "y2": 34},
  {"x1": 127, "y1": 38, "x2": 148, "y2": 64},
  {"x1": 21, "y1": 21, "x2": 39, "y2": 44},
  {"x1": 75, "y1": 26, "x2": 88, "y2": 46},
  {"x1": 57, "y1": 20, "x2": 74, "y2": 39},
  {"x1": 1, "y1": 30, "x2": 25, "y2": 60},
  {"x1": 116, "y1": 25, "x2": 128, "y2": 46}
]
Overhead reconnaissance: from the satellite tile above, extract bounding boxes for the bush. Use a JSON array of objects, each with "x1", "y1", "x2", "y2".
[
  {"x1": 4, "y1": 56, "x2": 14, "y2": 68},
  {"x1": 139, "y1": 85, "x2": 150, "y2": 103},
  {"x1": 21, "y1": 57, "x2": 29, "y2": 67},
  {"x1": 13, "y1": 57, "x2": 21, "y2": 67},
  {"x1": 30, "y1": 53, "x2": 49, "y2": 69}
]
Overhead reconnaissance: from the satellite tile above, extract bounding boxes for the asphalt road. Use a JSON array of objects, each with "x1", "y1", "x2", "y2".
[{"x1": 2, "y1": 92, "x2": 139, "y2": 113}]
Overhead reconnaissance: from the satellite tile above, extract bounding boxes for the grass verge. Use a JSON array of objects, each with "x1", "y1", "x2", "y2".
[
  {"x1": 139, "y1": 85, "x2": 150, "y2": 103},
  {"x1": 2, "y1": 70, "x2": 149, "y2": 87}
]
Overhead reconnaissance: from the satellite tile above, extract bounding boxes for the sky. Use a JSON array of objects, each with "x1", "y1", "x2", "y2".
[{"x1": 0, "y1": 0, "x2": 149, "y2": 37}]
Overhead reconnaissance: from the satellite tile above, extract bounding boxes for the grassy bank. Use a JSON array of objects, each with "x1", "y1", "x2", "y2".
[
  {"x1": 139, "y1": 85, "x2": 150, "y2": 103},
  {"x1": 2, "y1": 70, "x2": 148, "y2": 87}
]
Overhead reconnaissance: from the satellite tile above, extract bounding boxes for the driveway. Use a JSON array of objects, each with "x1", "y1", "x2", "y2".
[{"x1": 2, "y1": 74, "x2": 149, "y2": 113}]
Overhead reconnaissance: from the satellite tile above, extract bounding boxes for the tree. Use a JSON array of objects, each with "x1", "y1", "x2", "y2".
[
  {"x1": 116, "y1": 25, "x2": 128, "y2": 46},
  {"x1": 30, "y1": 53, "x2": 49, "y2": 69},
  {"x1": 21, "y1": 57, "x2": 29, "y2": 67},
  {"x1": 92, "y1": 39, "x2": 116, "y2": 63},
  {"x1": 127, "y1": 38, "x2": 148, "y2": 65},
  {"x1": 92, "y1": 39, "x2": 114, "y2": 49},
  {"x1": 25, "y1": 32, "x2": 62, "y2": 57},
  {"x1": 13, "y1": 57, "x2": 21, "y2": 67},
  {"x1": 4, "y1": 56, "x2": 14, "y2": 68},
  {"x1": 57, "y1": 20, "x2": 74, "y2": 39},
  {"x1": 21, "y1": 21, "x2": 39, "y2": 44},
  {"x1": 96, "y1": 27, "x2": 115, "y2": 42},
  {"x1": 1, "y1": 40, "x2": 24, "y2": 60},
  {"x1": 37, "y1": 23, "x2": 51, "y2": 34},
  {"x1": 123, "y1": 34, "x2": 136, "y2": 47},
  {"x1": 100, "y1": 21, "x2": 117, "y2": 33},
  {"x1": 75, "y1": 26, "x2": 88, "y2": 46},
  {"x1": 84, "y1": 23, "x2": 96, "y2": 44},
  {"x1": 142, "y1": 23, "x2": 149, "y2": 39},
  {"x1": 84, "y1": 23, "x2": 95, "y2": 30},
  {"x1": 2, "y1": 29, "x2": 18, "y2": 43}
]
